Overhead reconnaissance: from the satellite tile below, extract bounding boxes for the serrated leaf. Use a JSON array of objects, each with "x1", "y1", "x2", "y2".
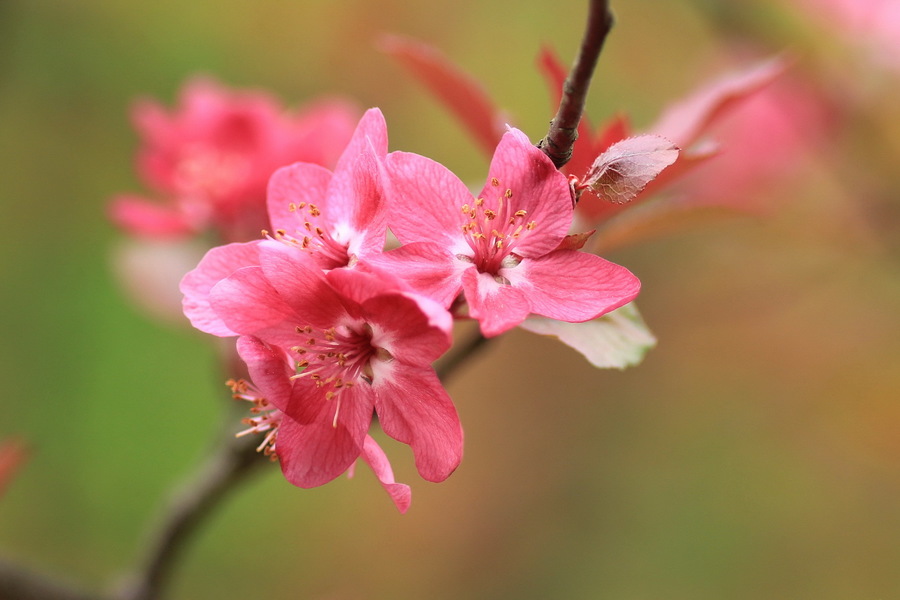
[
  {"x1": 583, "y1": 135, "x2": 679, "y2": 205},
  {"x1": 519, "y1": 302, "x2": 656, "y2": 370}
]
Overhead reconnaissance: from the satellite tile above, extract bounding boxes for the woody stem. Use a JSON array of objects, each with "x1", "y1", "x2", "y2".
[{"x1": 537, "y1": 0, "x2": 614, "y2": 169}]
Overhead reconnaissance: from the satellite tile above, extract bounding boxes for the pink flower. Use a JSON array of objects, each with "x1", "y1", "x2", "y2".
[
  {"x1": 379, "y1": 128, "x2": 641, "y2": 337},
  {"x1": 110, "y1": 76, "x2": 360, "y2": 243},
  {"x1": 205, "y1": 258, "x2": 462, "y2": 487},
  {"x1": 181, "y1": 108, "x2": 389, "y2": 336},
  {"x1": 231, "y1": 337, "x2": 411, "y2": 513},
  {"x1": 263, "y1": 108, "x2": 389, "y2": 270}
]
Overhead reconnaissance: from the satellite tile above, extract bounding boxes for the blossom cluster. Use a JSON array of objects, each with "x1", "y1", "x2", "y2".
[{"x1": 175, "y1": 106, "x2": 644, "y2": 511}]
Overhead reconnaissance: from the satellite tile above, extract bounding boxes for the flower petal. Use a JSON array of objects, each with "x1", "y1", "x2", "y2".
[
  {"x1": 362, "y1": 290, "x2": 453, "y2": 365},
  {"x1": 209, "y1": 266, "x2": 295, "y2": 335},
  {"x1": 361, "y1": 242, "x2": 465, "y2": 308},
  {"x1": 266, "y1": 162, "x2": 333, "y2": 232},
  {"x1": 508, "y1": 250, "x2": 640, "y2": 323},
  {"x1": 235, "y1": 336, "x2": 294, "y2": 405},
  {"x1": 109, "y1": 195, "x2": 197, "y2": 239},
  {"x1": 385, "y1": 151, "x2": 473, "y2": 245},
  {"x1": 359, "y1": 435, "x2": 412, "y2": 514},
  {"x1": 276, "y1": 409, "x2": 368, "y2": 489},
  {"x1": 258, "y1": 244, "x2": 352, "y2": 327},
  {"x1": 180, "y1": 242, "x2": 262, "y2": 336},
  {"x1": 372, "y1": 364, "x2": 462, "y2": 482},
  {"x1": 461, "y1": 268, "x2": 531, "y2": 337},
  {"x1": 478, "y1": 129, "x2": 572, "y2": 256}
]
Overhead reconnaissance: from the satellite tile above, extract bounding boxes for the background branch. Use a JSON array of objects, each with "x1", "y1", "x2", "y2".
[
  {"x1": 537, "y1": 0, "x2": 614, "y2": 169},
  {"x1": 0, "y1": 558, "x2": 101, "y2": 600},
  {"x1": 115, "y1": 419, "x2": 267, "y2": 600}
]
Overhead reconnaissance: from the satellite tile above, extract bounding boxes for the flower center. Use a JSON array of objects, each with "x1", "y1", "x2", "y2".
[
  {"x1": 459, "y1": 178, "x2": 536, "y2": 275},
  {"x1": 290, "y1": 323, "x2": 389, "y2": 426},
  {"x1": 264, "y1": 202, "x2": 351, "y2": 269},
  {"x1": 174, "y1": 144, "x2": 250, "y2": 201}
]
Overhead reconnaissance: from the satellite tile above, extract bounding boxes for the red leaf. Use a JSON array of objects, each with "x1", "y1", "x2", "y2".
[
  {"x1": 379, "y1": 35, "x2": 507, "y2": 157},
  {"x1": 584, "y1": 135, "x2": 679, "y2": 205}
]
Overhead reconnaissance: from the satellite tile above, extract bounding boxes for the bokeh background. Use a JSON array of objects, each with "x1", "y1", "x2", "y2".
[{"x1": 3, "y1": 0, "x2": 900, "y2": 598}]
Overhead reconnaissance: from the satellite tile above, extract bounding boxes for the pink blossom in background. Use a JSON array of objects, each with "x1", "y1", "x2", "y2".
[
  {"x1": 0, "y1": 437, "x2": 29, "y2": 499},
  {"x1": 231, "y1": 337, "x2": 411, "y2": 513},
  {"x1": 378, "y1": 128, "x2": 641, "y2": 337},
  {"x1": 109, "y1": 77, "x2": 360, "y2": 243},
  {"x1": 206, "y1": 259, "x2": 462, "y2": 489},
  {"x1": 793, "y1": 0, "x2": 900, "y2": 72}
]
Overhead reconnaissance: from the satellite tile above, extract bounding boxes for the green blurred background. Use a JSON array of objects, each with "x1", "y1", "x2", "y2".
[{"x1": 3, "y1": 0, "x2": 900, "y2": 598}]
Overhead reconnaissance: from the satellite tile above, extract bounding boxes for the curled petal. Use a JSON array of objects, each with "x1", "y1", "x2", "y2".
[{"x1": 359, "y1": 435, "x2": 412, "y2": 514}]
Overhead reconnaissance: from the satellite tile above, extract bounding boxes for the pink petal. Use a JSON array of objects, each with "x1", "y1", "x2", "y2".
[
  {"x1": 509, "y1": 250, "x2": 640, "y2": 322},
  {"x1": 276, "y1": 410, "x2": 367, "y2": 489},
  {"x1": 258, "y1": 244, "x2": 352, "y2": 327},
  {"x1": 266, "y1": 162, "x2": 333, "y2": 232},
  {"x1": 385, "y1": 151, "x2": 473, "y2": 246},
  {"x1": 379, "y1": 35, "x2": 507, "y2": 157},
  {"x1": 361, "y1": 243, "x2": 465, "y2": 308},
  {"x1": 327, "y1": 144, "x2": 387, "y2": 256},
  {"x1": 479, "y1": 129, "x2": 573, "y2": 257},
  {"x1": 372, "y1": 364, "x2": 462, "y2": 482},
  {"x1": 109, "y1": 195, "x2": 197, "y2": 239},
  {"x1": 209, "y1": 266, "x2": 295, "y2": 335},
  {"x1": 461, "y1": 268, "x2": 531, "y2": 337},
  {"x1": 235, "y1": 336, "x2": 294, "y2": 406},
  {"x1": 361, "y1": 290, "x2": 453, "y2": 365},
  {"x1": 180, "y1": 242, "x2": 262, "y2": 336},
  {"x1": 359, "y1": 435, "x2": 412, "y2": 514},
  {"x1": 331, "y1": 108, "x2": 388, "y2": 177},
  {"x1": 583, "y1": 135, "x2": 680, "y2": 205}
]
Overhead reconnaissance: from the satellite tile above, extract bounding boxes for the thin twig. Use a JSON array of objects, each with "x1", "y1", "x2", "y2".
[
  {"x1": 436, "y1": 328, "x2": 490, "y2": 382},
  {"x1": 537, "y1": 0, "x2": 614, "y2": 169}
]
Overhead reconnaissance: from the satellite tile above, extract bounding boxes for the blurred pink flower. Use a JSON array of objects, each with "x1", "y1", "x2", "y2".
[
  {"x1": 793, "y1": 0, "x2": 900, "y2": 71},
  {"x1": 110, "y1": 76, "x2": 360, "y2": 243},
  {"x1": 208, "y1": 261, "x2": 461, "y2": 488},
  {"x1": 0, "y1": 437, "x2": 29, "y2": 499},
  {"x1": 230, "y1": 339, "x2": 411, "y2": 513},
  {"x1": 378, "y1": 128, "x2": 640, "y2": 337}
]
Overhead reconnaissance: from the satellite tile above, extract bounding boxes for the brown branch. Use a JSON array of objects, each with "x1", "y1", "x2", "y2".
[
  {"x1": 0, "y1": 558, "x2": 102, "y2": 600},
  {"x1": 436, "y1": 328, "x2": 490, "y2": 382},
  {"x1": 537, "y1": 0, "x2": 614, "y2": 169}
]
